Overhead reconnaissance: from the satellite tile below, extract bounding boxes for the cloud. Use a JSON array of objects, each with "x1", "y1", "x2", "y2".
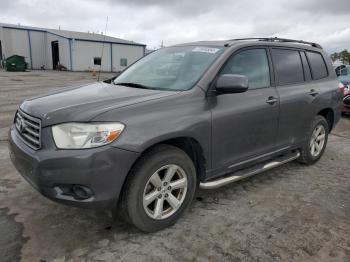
[
  {"x1": 290, "y1": 0, "x2": 350, "y2": 15},
  {"x1": 0, "y1": 0, "x2": 349, "y2": 52}
]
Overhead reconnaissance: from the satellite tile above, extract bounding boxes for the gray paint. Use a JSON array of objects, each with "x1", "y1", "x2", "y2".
[{"x1": 9, "y1": 40, "x2": 342, "y2": 209}]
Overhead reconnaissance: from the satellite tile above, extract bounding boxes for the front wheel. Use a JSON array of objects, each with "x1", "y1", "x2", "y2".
[
  {"x1": 298, "y1": 115, "x2": 329, "y2": 165},
  {"x1": 119, "y1": 145, "x2": 197, "y2": 232}
]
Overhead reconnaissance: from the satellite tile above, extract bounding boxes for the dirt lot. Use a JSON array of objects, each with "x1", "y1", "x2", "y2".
[{"x1": 0, "y1": 70, "x2": 349, "y2": 262}]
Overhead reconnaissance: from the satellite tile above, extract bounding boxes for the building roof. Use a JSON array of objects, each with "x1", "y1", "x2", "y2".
[{"x1": 0, "y1": 23, "x2": 145, "y2": 46}]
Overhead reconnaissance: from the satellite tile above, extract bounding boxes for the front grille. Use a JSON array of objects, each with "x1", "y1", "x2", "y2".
[
  {"x1": 14, "y1": 110, "x2": 41, "y2": 150},
  {"x1": 344, "y1": 95, "x2": 350, "y2": 106}
]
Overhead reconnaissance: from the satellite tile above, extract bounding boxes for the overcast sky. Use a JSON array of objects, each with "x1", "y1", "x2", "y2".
[{"x1": 1, "y1": 0, "x2": 349, "y2": 52}]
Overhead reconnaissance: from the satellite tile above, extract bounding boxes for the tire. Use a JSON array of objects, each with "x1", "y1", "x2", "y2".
[
  {"x1": 298, "y1": 115, "x2": 329, "y2": 165},
  {"x1": 119, "y1": 144, "x2": 197, "y2": 232}
]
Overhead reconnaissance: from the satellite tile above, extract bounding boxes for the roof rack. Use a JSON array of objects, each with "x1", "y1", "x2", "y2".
[{"x1": 227, "y1": 37, "x2": 322, "y2": 49}]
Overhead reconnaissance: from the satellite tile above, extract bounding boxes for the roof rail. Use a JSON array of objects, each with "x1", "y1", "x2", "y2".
[{"x1": 227, "y1": 37, "x2": 322, "y2": 49}]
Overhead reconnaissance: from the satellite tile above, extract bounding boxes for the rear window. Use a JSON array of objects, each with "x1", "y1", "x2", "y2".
[
  {"x1": 306, "y1": 51, "x2": 328, "y2": 80},
  {"x1": 271, "y1": 49, "x2": 304, "y2": 85}
]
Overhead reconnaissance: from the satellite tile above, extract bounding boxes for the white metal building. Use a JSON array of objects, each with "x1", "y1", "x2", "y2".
[{"x1": 0, "y1": 23, "x2": 146, "y2": 72}]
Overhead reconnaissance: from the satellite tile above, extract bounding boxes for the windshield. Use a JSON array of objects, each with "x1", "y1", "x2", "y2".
[{"x1": 113, "y1": 46, "x2": 224, "y2": 91}]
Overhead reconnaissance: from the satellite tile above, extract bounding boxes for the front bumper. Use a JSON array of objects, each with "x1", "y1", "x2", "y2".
[{"x1": 8, "y1": 125, "x2": 140, "y2": 209}]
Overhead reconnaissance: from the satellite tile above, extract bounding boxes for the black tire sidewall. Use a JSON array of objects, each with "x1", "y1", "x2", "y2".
[{"x1": 124, "y1": 146, "x2": 197, "y2": 232}]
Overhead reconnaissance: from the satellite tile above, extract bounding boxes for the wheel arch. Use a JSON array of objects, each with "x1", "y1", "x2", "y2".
[
  {"x1": 317, "y1": 108, "x2": 334, "y2": 131},
  {"x1": 121, "y1": 136, "x2": 207, "y2": 191},
  {"x1": 116, "y1": 136, "x2": 207, "y2": 214},
  {"x1": 142, "y1": 137, "x2": 206, "y2": 181}
]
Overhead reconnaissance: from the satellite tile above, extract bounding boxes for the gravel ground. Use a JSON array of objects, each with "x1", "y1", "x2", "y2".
[{"x1": 0, "y1": 70, "x2": 349, "y2": 262}]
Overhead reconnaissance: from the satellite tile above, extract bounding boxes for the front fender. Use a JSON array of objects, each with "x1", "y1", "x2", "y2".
[{"x1": 92, "y1": 88, "x2": 212, "y2": 168}]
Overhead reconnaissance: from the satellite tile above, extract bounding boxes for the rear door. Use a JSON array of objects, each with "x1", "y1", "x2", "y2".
[
  {"x1": 271, "y1": 48, "x2": 316, "y2": 148},
  {"x1": 210, "y1": 47, "x2": 279, "y2": 176}
]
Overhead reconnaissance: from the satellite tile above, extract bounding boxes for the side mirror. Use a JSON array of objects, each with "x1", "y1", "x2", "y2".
[
  {"x1": 215, "y1": 74, "x2": 249, "y2": 94},
  {"x1": 104, "y1": 76, "x2": 117, "y2": 84}
]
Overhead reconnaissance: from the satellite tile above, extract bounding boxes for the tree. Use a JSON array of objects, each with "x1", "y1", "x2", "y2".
[
  {"x1": 330, "y1": 52, "x2": 339, "y2": 62},
  {"x1": 339, "y1": 50, "x2": 350, "y2": 64},
  {"x1": 330, "y1": 50, "x2": 350, "y2": 64}
]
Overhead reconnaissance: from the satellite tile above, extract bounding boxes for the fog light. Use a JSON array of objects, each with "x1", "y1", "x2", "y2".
[
  {"x1": 71, "y1": 185, "x2": 93, "y2": 200},
  {"x1": 55, "y1": 184, "x2": 94, "y2": 201}
]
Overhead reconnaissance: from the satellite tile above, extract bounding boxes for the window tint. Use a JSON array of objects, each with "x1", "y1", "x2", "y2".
[
  {"x1": 306, "y1": 52, "x2": 328, "y2": 80},
  {"x1": 220, "y1": 49, "x2": 270, "y2": 89},
  {"x1": 271, "y1": 49, "x2": 304, "y2": 85},
  {"x1": 306, "y1": 51, "x2": 328, "y2": 80},
  {"x1": 300, "y1": 52, "x2": 311, "y2": 81}
]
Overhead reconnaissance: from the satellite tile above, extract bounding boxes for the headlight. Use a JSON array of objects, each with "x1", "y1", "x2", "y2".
[{"x1": 52, "y1": 122, "x2": 125, "y2": 149}]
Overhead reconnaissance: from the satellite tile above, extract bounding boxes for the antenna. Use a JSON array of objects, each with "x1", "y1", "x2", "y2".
[{"x1": 97, "y1": 16, "x2": 108, "y2": 82}]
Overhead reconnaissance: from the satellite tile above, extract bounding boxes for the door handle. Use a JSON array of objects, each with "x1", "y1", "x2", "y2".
[
  {"x1": 266, "y1": 96, "x2": 279, "y2": 105},
  {"x1": 309, "y1": 89, "x2": 319, "y2": 97}
]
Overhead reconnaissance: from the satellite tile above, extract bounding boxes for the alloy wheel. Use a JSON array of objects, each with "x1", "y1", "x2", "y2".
[
  {"x1": 309, "y1": 124, "x2": 326, "y2": 157},
  {"x1": 143, "y1": 164, "x2": 188, "y2": 220}
]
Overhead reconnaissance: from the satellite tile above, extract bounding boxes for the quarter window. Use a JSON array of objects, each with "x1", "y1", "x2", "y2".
[
  {"x1": 220, "y1": 49, "x2": 270, "y2": 89},
  {"x1": 306, "y1": 51, "x2": 328, "y2": 80},
  {"x1": 271, "y1": 49, "x2": 304, "y2": 85}
]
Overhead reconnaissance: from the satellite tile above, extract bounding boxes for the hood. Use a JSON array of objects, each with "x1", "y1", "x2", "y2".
[{"x1": 20, "y1": 82, "x2": 179, "y2": 127}]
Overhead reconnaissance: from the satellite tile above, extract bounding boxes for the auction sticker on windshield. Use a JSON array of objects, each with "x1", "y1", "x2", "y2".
[{"x1": 192, "y1": 47, "x2": 220, "y2": 53}]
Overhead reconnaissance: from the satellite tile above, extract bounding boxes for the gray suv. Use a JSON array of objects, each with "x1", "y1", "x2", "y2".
[{"x1": 9, "y1": 38, "x2": 342, "y2": 232}]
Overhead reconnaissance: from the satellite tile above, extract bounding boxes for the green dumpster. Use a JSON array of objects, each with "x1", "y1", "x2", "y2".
[{"x1": 5, "y1": 55, "x2": 28, "y2": 72}]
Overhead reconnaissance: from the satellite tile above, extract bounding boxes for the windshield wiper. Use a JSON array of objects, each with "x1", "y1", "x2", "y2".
[{"x1": 114, "y1": 82, "x2": 153, "y2": 89}]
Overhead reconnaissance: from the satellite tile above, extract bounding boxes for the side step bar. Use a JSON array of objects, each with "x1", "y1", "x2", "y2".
[{"x1": 200, "y1": 151, "x2": 300, "y2": 189}]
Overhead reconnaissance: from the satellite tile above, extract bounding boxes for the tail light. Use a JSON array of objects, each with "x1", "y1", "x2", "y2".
[{"x1": 339, "y1": 82, "x2": 345, "y2": 96}]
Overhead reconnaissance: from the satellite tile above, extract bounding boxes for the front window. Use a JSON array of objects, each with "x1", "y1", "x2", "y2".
[
  {"x1": 114, "y1": 46, "x2": 224, "y2": 91},
  {"x1": 220, "y1": 48, "x2": 270, "y2": 89}
]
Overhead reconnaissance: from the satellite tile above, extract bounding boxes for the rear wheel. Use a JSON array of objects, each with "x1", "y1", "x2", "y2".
[
  {"x1": 119, "y1": 145, "x2": 196, "y2": 232},
  {"x1": 298, "y1": 115, "x2": 329, "y2": 165}
]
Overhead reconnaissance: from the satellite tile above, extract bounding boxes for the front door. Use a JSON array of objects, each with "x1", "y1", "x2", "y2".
[{"x1": 210, "y1": 48, "x2": 279, "y2": 178}]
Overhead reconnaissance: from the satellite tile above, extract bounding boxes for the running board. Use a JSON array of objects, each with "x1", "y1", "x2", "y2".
[{"x1": 200, "y1": 151, "x2": 300, "y2": 189}]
